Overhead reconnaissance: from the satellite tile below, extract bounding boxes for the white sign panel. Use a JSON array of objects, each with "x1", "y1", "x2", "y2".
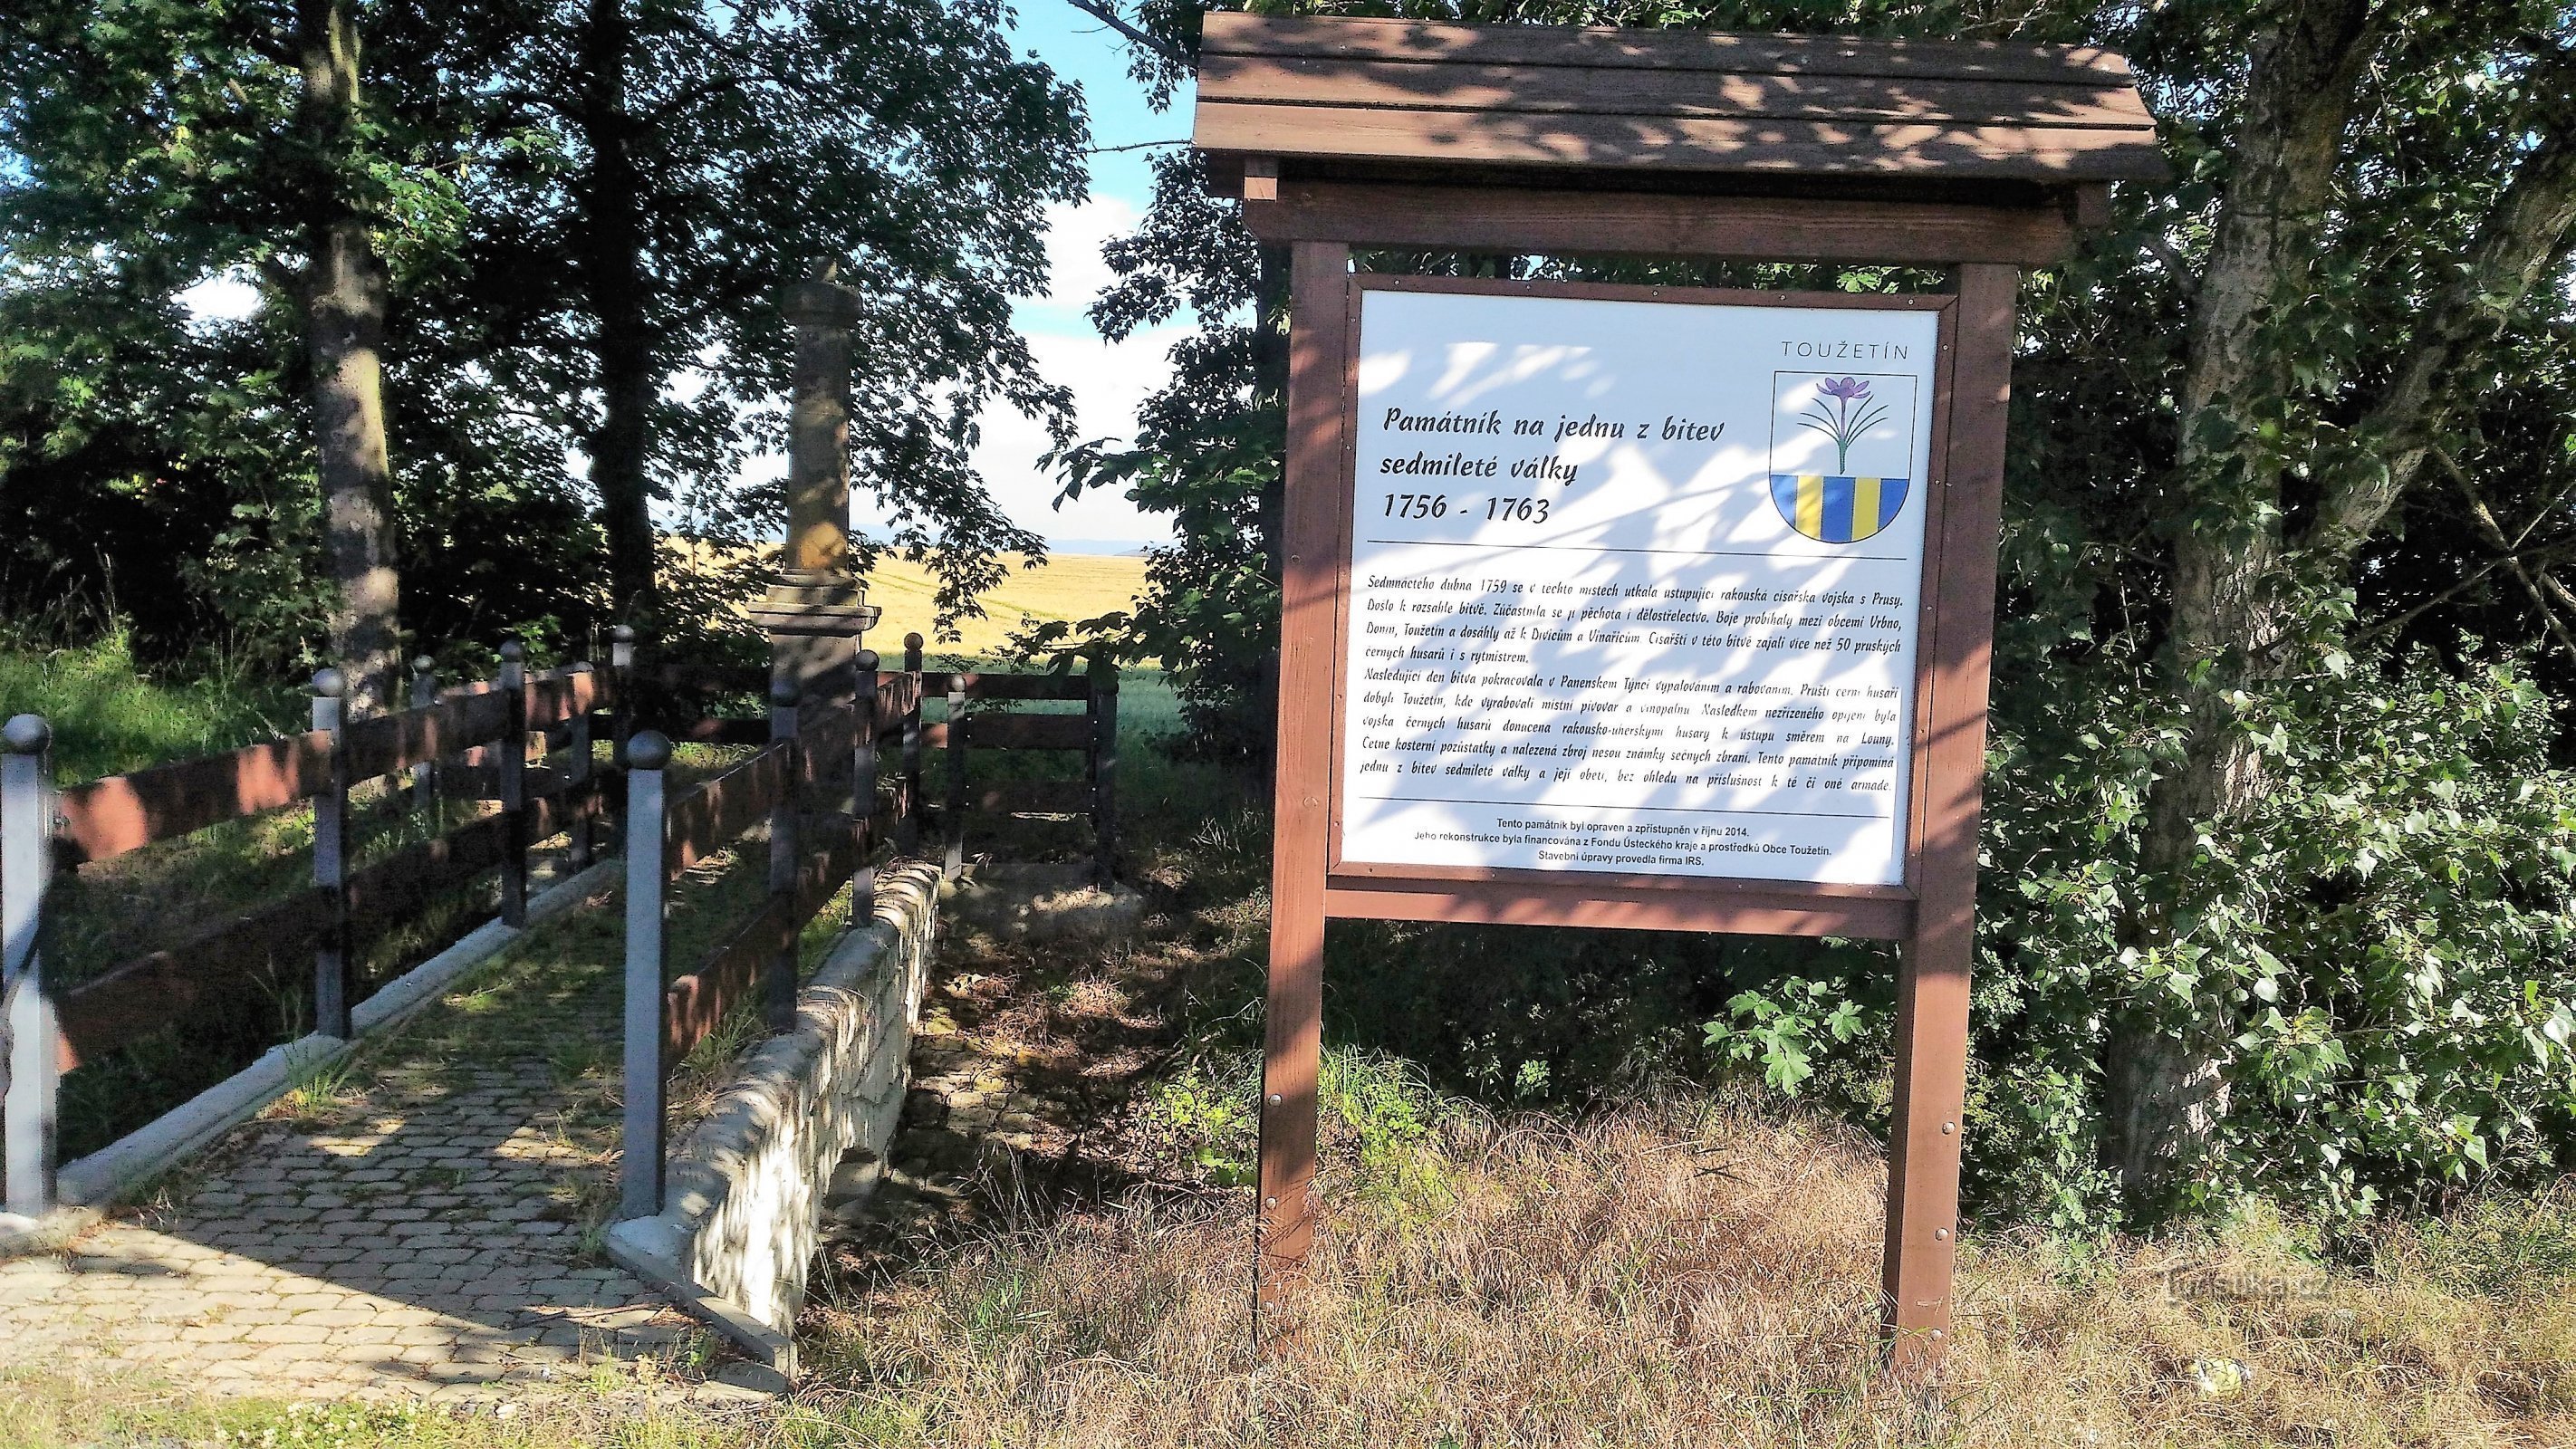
[{"x1": 1336, "y1": 288, "x2": 1939, "y2": 887}]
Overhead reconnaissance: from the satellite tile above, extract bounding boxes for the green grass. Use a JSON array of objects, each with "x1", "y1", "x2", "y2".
[
  {"x1": 0, "y1": 621, "x2": 295, "y2": 783},
  {"x1": 0, "y1": 1377, "x2": 753, "y2": 1447}
]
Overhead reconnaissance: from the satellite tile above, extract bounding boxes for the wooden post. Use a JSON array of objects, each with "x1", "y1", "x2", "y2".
[
  {"x1": 2, "y1": 714, "x2": 58, "y2": 1218},
  {"x1": 944, "y1": 671, "x2": 967, "y2": 879},
  {"x1": 610, "y1": 626, "x2": 638, "y2": 766},
  {"x1": 620, "y1": 729, "x2": 673, "y2": 1222},
  {"x1": 766, "y1": 677, "x2": 803, "y2": 1032},
  {"x1": 1088, "y1": 647, "x2": 1120, "y2": 887},
  {"x1": 901, "y1": 634, "x2": 925, "y2": 857},
  {"x1": 609, "y1": 625, "x2": 636, "y2": 855},
  {"x1": 1254, "y1": 239, "x2": 1351, "y2": 1325},
  {"x1": 851, "y1": 648, "x2": 879, "y2": 925},
  {"x1": 1879, "y1": 263, "x2": 2017, "y2": 1371},
  {"x1": 311, "y1": 668, "x2": 355, "y2": 1040},
  {"x1": 497, "y1": 640, "x2": 530, "y2": 926},
  {"x1": 408, "y1": 655, "x2": 438, "y2": 809},
  {"x1": 566, "y1": 661, "x2": 597, "y2": 870}
]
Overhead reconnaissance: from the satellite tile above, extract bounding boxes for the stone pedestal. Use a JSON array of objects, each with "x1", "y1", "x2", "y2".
[
  {"x1": 748, "y1": 571, "x2": 878, "y2": 710},
  {"x1": 764, "y1": 273, "x2": 879, "y2": 700}
]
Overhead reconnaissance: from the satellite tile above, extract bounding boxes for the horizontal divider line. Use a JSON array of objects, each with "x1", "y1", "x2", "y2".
[
  {"x1": 1346, "y1": 792, "x2": 1883, "y2": 820},
  {"x1": 1358, "y1": 537, "x2": 1910, "y2": 563}
]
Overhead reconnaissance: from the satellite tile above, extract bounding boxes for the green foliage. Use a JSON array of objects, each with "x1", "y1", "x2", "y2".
[
  {"x1": 2393, "y1": 1180, "x2": 2576, "y2": 1300},
  {"x1": 1, "y1": 0, "x2": 1091, "y2": 665},
  {"x1": 1703, "y1": 975, "x2": 1872, "y2": 1094},
  {"x1": 1047, "y1": 150, "x2": 1279, "y2": 754},
  {"x1": 1062, "y1": 0, "x2": 2576, "y2": 1233},
  {"x1": 1984, "y1": 647, "x2": 2576, "y2": 1226},
  {"x1": 1138, "y1": 1043, "x2": 1457, "y2": 1209},
  {"x1": 0, "y1": 616, "x2": 296, "y2": 782}
]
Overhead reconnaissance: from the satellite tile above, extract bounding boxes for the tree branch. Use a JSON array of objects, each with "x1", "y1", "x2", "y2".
[
  {"x1": 2302, "y1": 116, "x2": 2576, "y2": 561},
  {"x1": 1058, "y1": 0, "x2": 1188, "y2": 72},
  {"x1": 2431, "y1": 443, "x2": 2576, "y2": 664}
]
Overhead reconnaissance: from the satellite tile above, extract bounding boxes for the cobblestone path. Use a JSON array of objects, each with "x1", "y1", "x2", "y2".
[{"x1": 0, "y1": 888, "x2": 718, "y2": 1405}]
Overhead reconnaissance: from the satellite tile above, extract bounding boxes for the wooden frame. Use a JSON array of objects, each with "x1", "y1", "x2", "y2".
[
  {"x1": 1254, "y1": 243, "x2": 2022, "y2": 1377},
  {"x1": 1313, "y1": 273, "x2": 1956, "y2": 943},
  {"x1": 1207, "y1": 10, "x2": 2148, "y2": 1380}
]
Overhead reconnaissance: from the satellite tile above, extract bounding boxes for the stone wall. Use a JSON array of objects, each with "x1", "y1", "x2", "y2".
[{"x1": 604, "y1": 860, "x2": 940, "y2": 1367}]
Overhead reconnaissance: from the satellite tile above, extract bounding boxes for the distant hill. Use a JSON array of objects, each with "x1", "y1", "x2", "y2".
[{"x1": 1046, "y1": 538, "x2": 1158, "y2": 558}]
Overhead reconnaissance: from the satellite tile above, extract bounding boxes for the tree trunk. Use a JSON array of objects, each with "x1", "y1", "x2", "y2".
[
  {"x1": 2107, "y1": 4, "x2": 2576, "y2": 1213},
  {"x1": 295, "y1": 0, "x2": 399, "y2": 715},
  {"x1": 2104, "y1": 0, "x2": 2380, "y2": 1205},
  {"x1": 579, "y1": 0, "x2": 658, "y2": 623}
]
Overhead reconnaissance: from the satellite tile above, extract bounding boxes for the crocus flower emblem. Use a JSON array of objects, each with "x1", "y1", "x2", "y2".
[{"x1": 1799, "y1": 377, "x2": 1889, "y2": 475}]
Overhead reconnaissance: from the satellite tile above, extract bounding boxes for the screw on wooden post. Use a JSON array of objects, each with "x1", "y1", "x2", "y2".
[
  {"x1": 900, "y1": 633, "x2": 924, "y2": 856},
  {"x1": 766, "y1": 678, "x2": 803, "y2": 1033},
  {"x1": 1088, "y1": 645, "x2": 1120, "y2": 888},
  {"x1": 309, "y1": 668, "x2": 355, "y2": 1040},
  {"x1": 408, "y1": 655, "x2": 439, "y2": 809},
  {"x1": 943, "y1": 667, "x2": 967, "y2": 880},
  {"x1": 497, "y1": 641, "x2": 530, "y2": 927},
  {"x1": 3, "y1": 714, "x2": 59, "y2": 1217},
  {"x1": 620, "y1": 729, "x2": 673, "y2": 1223},
  {"x1": 851, "y1": 648, "x2": 879, "y2": 926}
]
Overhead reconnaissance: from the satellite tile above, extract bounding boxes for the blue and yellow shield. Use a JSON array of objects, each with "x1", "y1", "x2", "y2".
[{"x1": 1768, "y1": 474, "x2": 1910, "y2": 544}]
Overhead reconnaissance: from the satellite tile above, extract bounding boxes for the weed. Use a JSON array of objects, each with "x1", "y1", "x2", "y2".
[{"x1": 266, "y1": 1048, "x2": 364, "y2": 1130}]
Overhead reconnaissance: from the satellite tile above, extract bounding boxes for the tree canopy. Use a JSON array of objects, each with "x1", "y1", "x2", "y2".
[{"x1": 0, "y1": 0, "x2": 1088, "y2": 680}]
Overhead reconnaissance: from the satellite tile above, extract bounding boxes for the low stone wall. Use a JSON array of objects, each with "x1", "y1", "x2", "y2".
[{"x1": 605, "y1": 859, "x2": 940, "y2": 1369}]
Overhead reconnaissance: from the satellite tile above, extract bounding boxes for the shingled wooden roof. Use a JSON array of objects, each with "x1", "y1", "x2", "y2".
[{"x1": 1194, "y1": 14, "x2": 2166, "y2": 190}]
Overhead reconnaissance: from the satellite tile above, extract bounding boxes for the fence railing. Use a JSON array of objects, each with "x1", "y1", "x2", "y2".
[
  {"x1": 875, "y1": 632, "x2": 1119, "y2": 886},
  {"x1": 1, "y1": 625, "x2": 1125, "y2": 1224},
  {"x1": 618, "y1": 656, "x2": 880, "y2": 1221},
  {"x1": 0, "y1": 626, "x2": 732, "y2": 1219}
]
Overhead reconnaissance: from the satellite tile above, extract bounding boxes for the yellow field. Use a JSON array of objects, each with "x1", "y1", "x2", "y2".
[{"x1": 863, "y1": 551, "x2": 1149, "y2": 657}]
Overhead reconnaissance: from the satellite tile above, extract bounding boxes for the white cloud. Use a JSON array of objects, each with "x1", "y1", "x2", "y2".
[
  {"x1": 178, "y1": 269, "x2": 262, "y2": 325},
  {"x1": 1015, "y1": 197, "x2": 1141, "y2": 337},
  {"x1": 845, "y1": 320, "x2": 1187, "y2": 548},
  {"x1": 964, "y1": 323, "x2": 1187, "y2": 546}
]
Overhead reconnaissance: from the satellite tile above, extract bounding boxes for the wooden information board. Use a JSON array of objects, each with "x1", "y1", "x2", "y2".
[
  {"x1": 1336, "y1": 279, "x2": 1943, "y2": 890},
  {"x1": 1194, "y1": 12, "x2": 2162, "y2": 1372}
]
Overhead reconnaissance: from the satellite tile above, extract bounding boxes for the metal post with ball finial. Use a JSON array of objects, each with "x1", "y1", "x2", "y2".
[{"x1": 3, "y1": 713, "x2": 58, "y2": 1218}]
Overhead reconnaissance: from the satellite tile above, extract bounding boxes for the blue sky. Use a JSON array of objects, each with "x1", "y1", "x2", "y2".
[{"x1": 848, "y1": 0, "x2": 1197, "y2": 552}]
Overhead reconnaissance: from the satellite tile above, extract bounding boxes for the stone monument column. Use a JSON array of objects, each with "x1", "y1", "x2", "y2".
[{"x1": 751, "y1": 274, "x2": 879, "y2": 716}]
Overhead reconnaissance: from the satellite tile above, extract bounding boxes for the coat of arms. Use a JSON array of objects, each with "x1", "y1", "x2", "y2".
[{"x1": 1768, "y1": 373, "x2": 1914, "y2": 544}]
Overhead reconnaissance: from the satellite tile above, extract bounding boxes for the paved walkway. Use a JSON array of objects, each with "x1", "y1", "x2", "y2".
[{"x1": 0, "y1": 897, "x2": 718, "y2": 1405}]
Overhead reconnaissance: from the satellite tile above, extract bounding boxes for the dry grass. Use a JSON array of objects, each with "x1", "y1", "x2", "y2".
[
  {"x1": 862, "y1": 552, "x2": 1149, "y2": 657},
  {"x1": 793, "y1": 1099, "x2": 2576, "y2": 1448}
]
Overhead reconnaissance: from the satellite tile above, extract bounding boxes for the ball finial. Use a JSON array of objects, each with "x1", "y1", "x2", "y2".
[
  {"x1": 499, "y1": 639, "x2": 525, "y2": 663},
  {"x1": 611, "y1": 625, "x2": 637, "y2": 644},
  {"x1": 855, "y1": 648, "x2": 879, "y2": 672},
  {"x1": 628, "y1": 730, "x2": 674, "y2": 771},
  {"x1": 3, "y1": 715, "x2": 51, "y2": 755},
  {"x1": 312, "y1": 667, "x2": 347, "y2": 698},
  {"x1": 410, "y1": 655, "x2": 436, "y2": 674},
  {"x1": 770, "y1": 676, "x2": 802, "y2": 706}
]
